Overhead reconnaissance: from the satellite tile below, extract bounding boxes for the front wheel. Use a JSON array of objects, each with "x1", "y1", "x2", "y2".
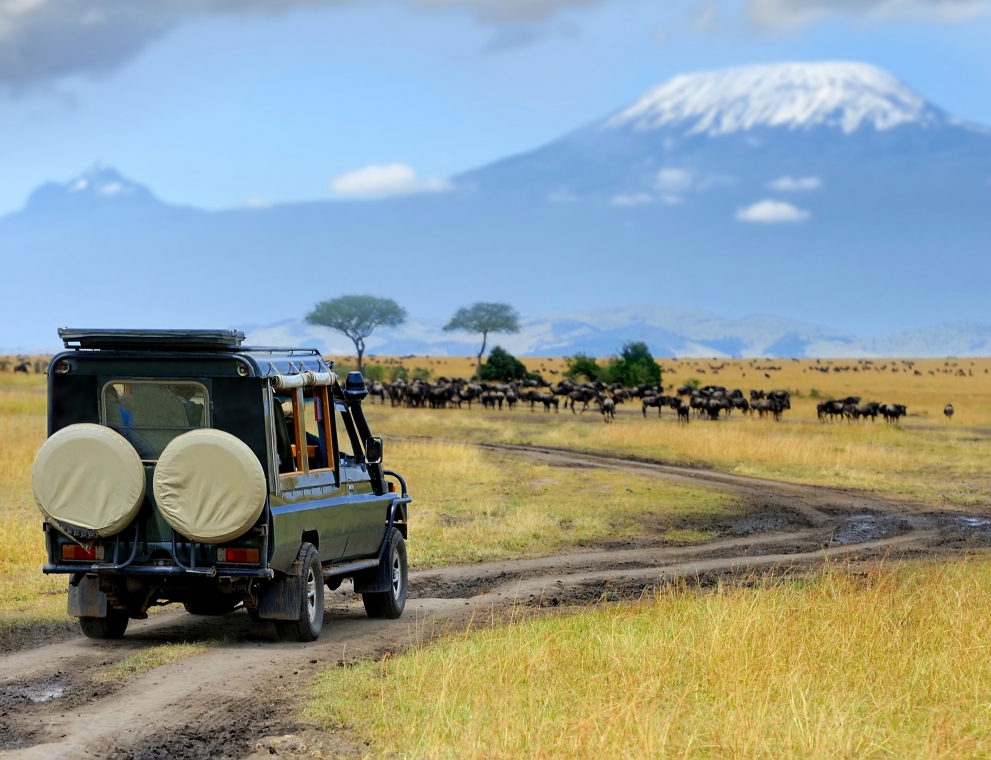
[
  {"x1": 79, "y1": 607, "x2": 129, "y2": 639},
  {"x1": 362, "y1": 529, "x2": 407, "y2": 620},
  {"x1": 274, "y1": 542, "x2": 323, "y2": 642}
]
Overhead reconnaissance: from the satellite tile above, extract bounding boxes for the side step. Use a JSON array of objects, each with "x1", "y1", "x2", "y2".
[{"x1": 322, "y1": 558, "x2": 379, "y2": 580}]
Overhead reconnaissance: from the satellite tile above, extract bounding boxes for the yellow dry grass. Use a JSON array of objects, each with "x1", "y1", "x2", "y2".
[
  {"x1": 0, "y1": 373, "x2": 69, "y2": 643},
  {"x1": 309, "y1": 558, "x2": 991, "y2": 759}
]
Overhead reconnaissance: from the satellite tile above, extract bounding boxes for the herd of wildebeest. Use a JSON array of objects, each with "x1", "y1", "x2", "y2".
[{"x1": 365, "y1": 376, "x2": 921, "y2": 424}]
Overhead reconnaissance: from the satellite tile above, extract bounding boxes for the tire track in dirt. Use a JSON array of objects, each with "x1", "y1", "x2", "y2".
[{"x1": 2, "y1": 444, "x2": 988, "y2": 759}]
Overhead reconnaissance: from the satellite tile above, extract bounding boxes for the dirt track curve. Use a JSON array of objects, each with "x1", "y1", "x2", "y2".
[{"x1": 3, "y1": 443, "x2": 990, "y2": 759}]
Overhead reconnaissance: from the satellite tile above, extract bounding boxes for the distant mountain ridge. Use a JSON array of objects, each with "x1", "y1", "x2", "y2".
[
  {"x1": 1, "y1": 61, "x2": 989, "y2": 351},
  {"x1": 240, "y1": 308, "x2": 991, "y2": 360}
]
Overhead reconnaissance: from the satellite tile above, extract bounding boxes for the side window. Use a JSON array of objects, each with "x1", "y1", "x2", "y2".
[
  {"x1": 103, "y1": 382, "x2": 207, "y2": 461},
  {"x1": 276, "y1": 386, "x2": 337, "y2": 480}
]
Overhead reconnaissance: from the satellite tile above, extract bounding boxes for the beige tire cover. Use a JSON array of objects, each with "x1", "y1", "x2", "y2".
[
  {"x1": 153, "y1": 429, "x2": 266, "y2": 544},
  {"x1": 32, "y1": 423, "x2": 146, "y2": 537}
]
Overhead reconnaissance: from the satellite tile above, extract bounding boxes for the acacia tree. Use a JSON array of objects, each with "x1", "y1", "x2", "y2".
[
  {"x1": 305, "y1": 295, "x2": 406, "y2": 373},
  {"x1": 443, "y1": 302, "x2": 520, "y2": 381}
]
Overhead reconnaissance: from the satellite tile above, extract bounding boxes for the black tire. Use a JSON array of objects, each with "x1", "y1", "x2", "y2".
[
  {"x1": 274, "y1": 542, "x2": 323, "y2": 642},
  {"x1": 79, "y1": 607, "x2": 129, "y2": 639},
  {"x1": 362, "y1": 529, "x2": 407, "y2": 620},
  {"x1": 182, "y1": 594, "x2": 239, "y2": 616}
]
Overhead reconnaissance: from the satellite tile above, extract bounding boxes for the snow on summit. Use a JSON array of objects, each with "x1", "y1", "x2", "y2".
[{"x1": 608, "y1": 62, "x2": 941, "y2": 136}]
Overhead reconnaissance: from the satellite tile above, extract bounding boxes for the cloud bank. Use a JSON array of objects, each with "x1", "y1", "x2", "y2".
[
  {"x1": 767, "y1": 175, "x2": 822, "y2": 190},
  {"x1": 748, "y1": 0, "x2": 989, "y2": 29},
  {"x1": 330, "y1": 163, "x2": 452, "y2": 197},
  {"x1": 0, "y1": 0, "x2": 985, "y2": 87}
]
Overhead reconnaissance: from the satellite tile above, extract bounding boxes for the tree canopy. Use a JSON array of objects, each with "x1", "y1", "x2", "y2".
[
  {"x1": 305, "y1": 295, "x2": 406, "y2": 373},
  {"x1": 606, "y1": 341, "x2": 662, "y2": 386},
  {"x1": 480, "y1": 346, "x2": 537, "y2": 382},
  {"x1": 565, "y1": 352, "x2": 603, "y2": 382},
  {"x1": 443, "y1": 302, "x2": 520, "y2": 380}
]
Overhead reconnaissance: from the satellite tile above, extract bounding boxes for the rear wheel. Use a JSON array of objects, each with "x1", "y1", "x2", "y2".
[
  {"x1": 79, "y1": 607, "x2": 129, "y2": 639},
  {"x1": 274, "y1": 543, "x2": 323, "y2": 642},
  {"x1": 362, "y1": 529, "x2": 407, "y2": 620}
]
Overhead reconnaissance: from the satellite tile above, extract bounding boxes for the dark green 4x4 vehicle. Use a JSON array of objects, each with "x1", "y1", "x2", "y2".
[{"x1": 32, "y1": 329, "x2": 410, "y2": 642}]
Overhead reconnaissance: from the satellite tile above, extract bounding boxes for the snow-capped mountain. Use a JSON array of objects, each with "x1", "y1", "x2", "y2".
[
  {"x1": 606, "y1": 62, "x2": 943, "y2": 136},
  {"x1": 24, "y1": 165, "x2": 160, "y2": 213},
  {"x1": 1, "y1": 61, "x2": 989, "y2": 352},
  {"x1": 457, "y1": 61, "x2": 990, "y2": 200}
]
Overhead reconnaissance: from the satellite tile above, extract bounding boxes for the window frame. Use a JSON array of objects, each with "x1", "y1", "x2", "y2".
[
  {"x1": 276, "y1": 385, "x2": 339, "y2": 487},
  {"x1": 100, "y1": 379, "x2": 210, "y2": 463}
]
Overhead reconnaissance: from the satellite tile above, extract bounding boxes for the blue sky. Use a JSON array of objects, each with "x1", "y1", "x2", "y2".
[{"x1": 0, "y1": 0, "x2": 988, "y2": 215}]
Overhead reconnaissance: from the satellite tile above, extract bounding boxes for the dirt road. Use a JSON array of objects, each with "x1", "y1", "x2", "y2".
[{"x1": 2, "y1": 444, "x2": 989, "y2": 759}]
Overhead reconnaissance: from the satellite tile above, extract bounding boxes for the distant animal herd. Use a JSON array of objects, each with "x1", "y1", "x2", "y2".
[{"x1": 367, "y1": 376, "x2": 930, "y2": 425}]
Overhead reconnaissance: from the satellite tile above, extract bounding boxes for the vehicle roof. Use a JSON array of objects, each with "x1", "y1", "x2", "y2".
[{"x1": 57, "y1": 329, "x2": 333, "y2": 379}]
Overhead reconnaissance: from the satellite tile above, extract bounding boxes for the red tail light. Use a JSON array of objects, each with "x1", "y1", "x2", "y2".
[
  {"x1": 217, "y1": 547, "x2": 260, "y2": 563},
  {"x1": 62, "y1": 544, "x2": 103, "y2": 561},
  {"x1": 388, "y1": 482, "x2": 396, "y2": 493}
]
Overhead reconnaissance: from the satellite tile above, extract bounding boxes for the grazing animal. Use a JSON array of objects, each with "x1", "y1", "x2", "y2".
[
  {"x1": 598, "y1": 397, "x2": 616, "y2": 423},
  {"x1": 677, "y1": 402, "x2": 690, "y2": 424},
  {"x1": 880, "y1": 404, "x2": 907, "y2": 423},
  {"x1": 13, "y1": 361, "x2": 29, "y2": 374},
  {"x1": 944, "y1": 404, "x2": 954, "y2": 420}
]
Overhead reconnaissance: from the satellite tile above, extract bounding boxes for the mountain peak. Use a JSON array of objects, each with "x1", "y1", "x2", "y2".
[
  {"x1": 24, "y1": 165, "x2": 159, "y2": 214},
  {"x1": 606, "y1": 62, "x2": 942, "y2": 136}
]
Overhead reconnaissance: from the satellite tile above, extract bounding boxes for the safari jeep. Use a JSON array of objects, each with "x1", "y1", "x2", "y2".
[{"x1": 33, "y1": 328, "x2": 410, "y2": 642}]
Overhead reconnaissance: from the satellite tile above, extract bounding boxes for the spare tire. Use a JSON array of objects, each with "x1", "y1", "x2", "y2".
[
  {"x1": 32, "y1": 424, "x2": 146, "y2": 537},
  {"x1": 153, "y1": 429, "x2": 266, "y2": 544}
]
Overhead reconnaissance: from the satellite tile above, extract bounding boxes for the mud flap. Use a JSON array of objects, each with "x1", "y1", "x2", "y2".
[
  {"x1": 257, "y1": 572, "x2": 301, "y2": 620},
  {"x1": 67, "y1": 575, "x2": 107, "y2": 618},
  {"x1": 353, "y1": 561, "x2": 390, "y2": 594}
]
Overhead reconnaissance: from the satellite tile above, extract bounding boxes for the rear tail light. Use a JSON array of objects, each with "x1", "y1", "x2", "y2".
[
  {"x1": 388, "y1": 482, "x2": 396, "y2": 493},
  {"x1": 217, "y1": 547, "x2": 260, "y2": 564},
  {"x1": 62, "y1": 544, "x2": 104, "y2": 561}
]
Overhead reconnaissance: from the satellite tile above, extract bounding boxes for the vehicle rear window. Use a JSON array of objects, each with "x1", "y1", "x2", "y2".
[{"x1": 103, "y1": 382, "x2": 208, "y2": 460}]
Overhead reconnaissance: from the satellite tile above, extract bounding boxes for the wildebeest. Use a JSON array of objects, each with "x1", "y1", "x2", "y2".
[
  {"x1": 677, "y1": 402, "x2": 690, "y2": 424},
  {"x1": 13, "y1": 361, "x2": 29, "y2": 373},
  {"x1": 880, "y1": 403, "x2": 907, "y2": 423},
  {"x1": 598, "y1": 396, "x2": 616, "y2": 423},
  {"x1": 944, "y1": 404, "x2": 954, "y2": 420}
]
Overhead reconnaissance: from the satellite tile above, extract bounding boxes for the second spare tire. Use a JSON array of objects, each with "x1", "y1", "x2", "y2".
[{"x1": 153, "y1": 429, "x2": 266, "y2": 544}]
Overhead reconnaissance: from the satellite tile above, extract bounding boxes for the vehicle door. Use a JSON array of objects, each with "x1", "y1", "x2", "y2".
[
  {"x1": 269, "y1": 386, "x2": 349, "y2": 566},
  {"x1": 335, "y1": 402, "x2": 391, "y2": 558}
]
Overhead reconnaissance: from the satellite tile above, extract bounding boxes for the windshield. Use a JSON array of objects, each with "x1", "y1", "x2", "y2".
[{"x1": 103, "y1": 382, "x2": 208, "y2": 460}]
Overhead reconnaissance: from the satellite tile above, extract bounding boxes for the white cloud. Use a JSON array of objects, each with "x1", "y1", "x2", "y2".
[
  {"x1": 736, "y1": 199, "x2": 810, "y2": 223},
  {"x1": 656, "y1": 167, "x2": 693, "y2": 192},
  {"x1": 767, "y1": 175, "x2": 822, "y2": 191},
  {"x1": 610, "y1": 193, "x2": 653, "y2": 206},
  {"x1": 330, "y1": 164, "x2": 452, "y2": 197},
  {"x1": 242, "y1": 196, "x2": 271, "y2": 209},
  {"x1": 748, "y1": 0, "x2": 989, "y2": 29}
]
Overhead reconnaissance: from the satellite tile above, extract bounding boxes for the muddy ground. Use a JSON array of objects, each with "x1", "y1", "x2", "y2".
[{"x1": 2, "y1": 443, "x2": 990, "y2": 759}]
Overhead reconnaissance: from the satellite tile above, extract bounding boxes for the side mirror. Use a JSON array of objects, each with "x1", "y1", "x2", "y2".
[{"x1": 364, "y1": 436, "x2": 383, "y2": 465}]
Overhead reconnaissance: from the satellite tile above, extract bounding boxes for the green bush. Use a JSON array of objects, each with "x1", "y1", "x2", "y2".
[
  {"x1": 364, "y1": 364, "x2": 386, "y2": 381},
  {"x1": 565, "y1": 353, "x2": 603, "y2": 382},
  {"x1": 480, "y1": 347, "x2": 537, "y2": 382},
  {"x1": 389, "y1": 365, "x2": 409, "y2": 382},
  {"x1": 412, "y1": 367, "x2": 432, "y2": 381},
  {"x1": 606, "y1": 342, "x2": 662, "y2": 387}
]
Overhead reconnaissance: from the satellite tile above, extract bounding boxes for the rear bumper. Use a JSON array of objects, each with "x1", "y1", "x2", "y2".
[{"x1": 43, "y1": 563, "x2": 274, "y2": 578}]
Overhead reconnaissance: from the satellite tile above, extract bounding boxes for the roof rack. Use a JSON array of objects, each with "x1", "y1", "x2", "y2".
[{"x1": 58, "y1": 328, "x2": 246, "y2": 351}]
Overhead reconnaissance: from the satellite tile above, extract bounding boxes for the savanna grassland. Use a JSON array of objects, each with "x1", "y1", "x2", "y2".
[
  {"x1": 359, "y1": 356, "x2": 991, "y2": 508},
  {"x1": 312, "y1": 560, "x2": 991, "y2": 759}
]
